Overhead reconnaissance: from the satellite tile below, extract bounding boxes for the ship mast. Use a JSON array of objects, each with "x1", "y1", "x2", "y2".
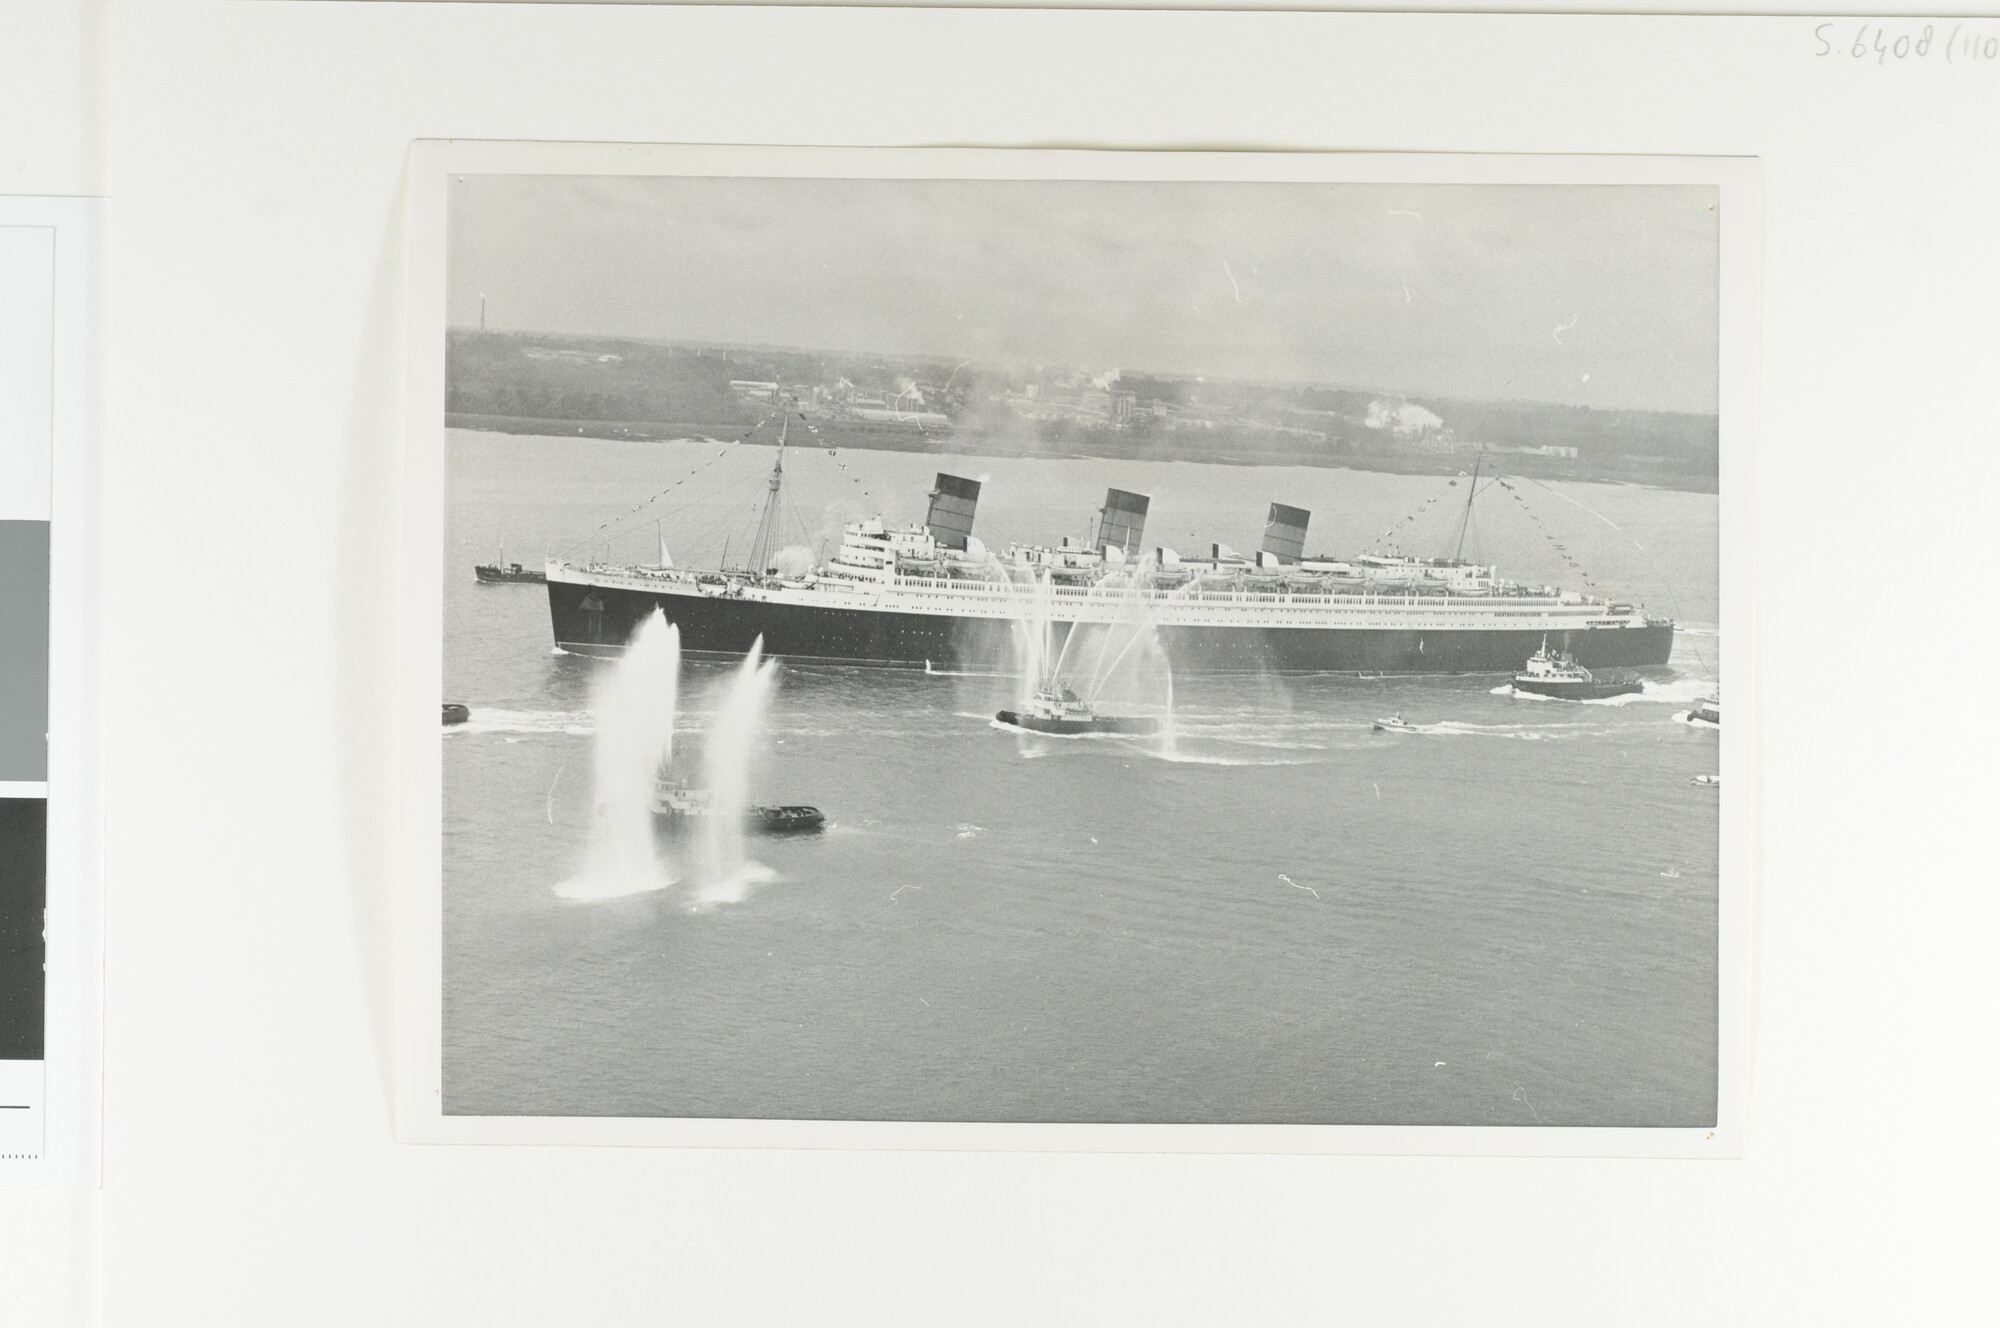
[
  {"x1": 1452, "y1": 449, "x2": 1484, "y2": 563},
  {"x1": 745, "y1": 402, "x2": 790, "y2": 576}
]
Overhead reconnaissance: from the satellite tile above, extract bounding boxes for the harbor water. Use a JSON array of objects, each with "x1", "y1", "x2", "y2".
[{"x1": 444, "y1": 429, "x2": 1720, "y2": 1125}]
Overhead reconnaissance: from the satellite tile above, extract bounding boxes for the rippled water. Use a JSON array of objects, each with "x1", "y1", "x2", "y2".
[{"x1": 443, "y1": 431, "x2": 1719, "y2": 1125}]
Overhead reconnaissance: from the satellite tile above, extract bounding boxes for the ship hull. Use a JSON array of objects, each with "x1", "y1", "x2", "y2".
[
  {"x1": 994, "y1": 711, "x2": 1162, "y2": 735},
  {"x1": 1509, "y1": 678, "x2": 1644, "y2": 700},
  {"x1": 652, "y1": 805, "x2": 826, "y2": 834},
  {"x1": 475, "y1": 565, "x2": 547, "y2": 584},
  {"x1": 548, "y1": 579, "x2": 1675, "y2": 675}
]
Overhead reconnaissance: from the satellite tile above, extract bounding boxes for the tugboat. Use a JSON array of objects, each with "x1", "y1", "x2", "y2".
[
  {"x1": 1510, "y1": 637, "x2": 1643, "y2": 701},
  {"x1": 474, "y1": 560, "x2": 546, "y2": 585},
  {"x1": 442, "y1": 702, "x2": 471, "y2": 726},
  {"x1": 649, "y1": 781, "x2": 826, "y2": 834},
  {"x1": 1688, "y1": 695, "x2": 1721, "y2": 727},
  {"x1": 474, "y1": 545, "x2": 546, "y2": 585},
  {"x1": 1372, "y1": 713, "x2": 1422, "y2": 733},
  {"x1": 996, "y1": 682, "x2": 1161, "y2": 736}
]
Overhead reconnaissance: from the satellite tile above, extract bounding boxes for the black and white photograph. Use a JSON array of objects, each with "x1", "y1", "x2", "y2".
[
  {"x1": 410, "y1": 146, "x2": 1750, "y2": 1147},
  {"x1": 23, "y1": 2, "x2": 2000, "y2": 1319}
]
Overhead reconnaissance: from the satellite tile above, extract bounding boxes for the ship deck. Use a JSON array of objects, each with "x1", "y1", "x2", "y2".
[
  {"x1": 544, "y1": 567, "x2": 1675, "y2": 675},
  {"x1": 548, "y1": 562, "x2": 1646, "y2": 632}
]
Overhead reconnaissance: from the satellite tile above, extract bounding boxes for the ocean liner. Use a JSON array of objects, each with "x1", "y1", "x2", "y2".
[{"x1": 543, "y1": 420, "x2": 1674, "y2": 675}]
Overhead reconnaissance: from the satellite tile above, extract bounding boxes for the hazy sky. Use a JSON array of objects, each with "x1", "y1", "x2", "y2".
[{"x1": 449, "y1": 175, "x2": 1718, "y2": 413}]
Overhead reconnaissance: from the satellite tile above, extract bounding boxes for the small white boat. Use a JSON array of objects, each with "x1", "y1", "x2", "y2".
[
  {"x1": 1690, "y1": 774, "x2": 1720, "y2": 786},
  {"x1": 1373, "y1": 713, "x2": 1422, "y2": 733}
]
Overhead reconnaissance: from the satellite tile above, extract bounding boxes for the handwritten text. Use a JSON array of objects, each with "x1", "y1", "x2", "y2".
[{"x1": 1814, "y1": 22, "x2": 1999, "y2": 65}]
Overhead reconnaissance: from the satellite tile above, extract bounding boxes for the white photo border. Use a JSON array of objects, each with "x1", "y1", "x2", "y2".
[
  {"x1": 398, "y1": 141, "x2": 1759, "y2": 1158},
  {"x1": 0, "y1": 196, "x2": 106, "y2": 1189}
]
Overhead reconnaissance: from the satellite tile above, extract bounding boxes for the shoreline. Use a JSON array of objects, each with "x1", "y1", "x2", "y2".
[{"x1": 445, "y1": 413, "x2": 1720, "y2": 496}]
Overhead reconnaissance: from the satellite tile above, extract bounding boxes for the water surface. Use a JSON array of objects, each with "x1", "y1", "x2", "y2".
[{"x1": 444, "y1": 430, "x2": 1719, "y2": 1125}]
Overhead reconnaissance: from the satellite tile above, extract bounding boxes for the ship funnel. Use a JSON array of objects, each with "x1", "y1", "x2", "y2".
[
  {"x1": 1262, "y1": 503, "x2": 1311, "y2": 564},
  {"x1": 1095, "y1": 488, "x2": 1150, "y2": 557},
  {"x1": 925, "y1": 473, "x2": 982, "y2": 550}
]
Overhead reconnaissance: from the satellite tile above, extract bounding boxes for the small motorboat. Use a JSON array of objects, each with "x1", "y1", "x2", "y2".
[
  {"x1": 1688, "y1": 696, "x2": 1721, "y2": 727},
  {"x1": 650, "y1": 782, "x2": 826, "y2": 834},
  {"x1": 1690, "y1": 774, "x2": 1721, "y2": 786},
  {"x1": 442, "y1": 703, "x2": 471, "y2": 726},
  {"x1": 1510, "y1": 637, "x2": 1643, "y2": 700},
  {"x1": 996, "y1": 683, "x2": 1161, "y2": 736},
  {"x1": 748, "y1": 805, "x2": 828, "y2": 834},
  {"x1": 1373, "y1": 713, "x2": 1422, "y2": 733}
]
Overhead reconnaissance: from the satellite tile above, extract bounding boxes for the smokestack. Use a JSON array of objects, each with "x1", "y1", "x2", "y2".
[
  {"x1": 925, "y1": 473, "x2": 982, "y2": 550},
  {"x1": 1262, "y1": 502, "x2": 1311, "y2": 564},
  {"x1": 1095, "y1": 488, "x2": 1150, "y2": 557}
]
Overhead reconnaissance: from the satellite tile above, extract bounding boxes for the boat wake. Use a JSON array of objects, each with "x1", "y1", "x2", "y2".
[
  {"x1": 1491, "y1": 677, "x2": 1716, "y2": 707},
  {"x1": 770, "y1": 722, "x2": 933, "y2": 741},
  {"x1": 990, "y1": 717, "x2": 1158, "y2": 740},
  {"x1": 1173, "y1": 733, "x2": 1340, "y2": 753},
  {"x1": 924, "y1": 662, "x2": 1016, "y2": 678},
  {"x1": 554, "y1": 869, "x2": 675, "y2": 902},
  {"x1": 1142, "y1": 747, "x2": 1332, "y2": 767},
  {"x1": 989, "y1": 712, "x2": 1325, "y2": 764},
  {"x1": 1419, "y1": 719, "x2": 1609, "y2": 741},
  {"x1": 681, "y1": 861, "x2": 779, "y2": 911},
  {"x1": 453, "y1": 707, "x2": 594, "y2": 736}
]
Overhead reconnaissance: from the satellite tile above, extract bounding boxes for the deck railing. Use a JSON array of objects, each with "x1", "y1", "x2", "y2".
[
  {"x1": 882, "y1": 575, "x2": 1595, "y2": 611},
  {"x1": 555, "y1": 560, "x2": 1623, "y2": 615}
]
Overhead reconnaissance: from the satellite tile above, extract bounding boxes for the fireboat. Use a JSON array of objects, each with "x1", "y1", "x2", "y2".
[
  {"x1": 996, "y1": 682, "x2": 1162, "y2": 737},
  {"x1": 649, "y1": 781, "x2": 826, "y2": 834}
]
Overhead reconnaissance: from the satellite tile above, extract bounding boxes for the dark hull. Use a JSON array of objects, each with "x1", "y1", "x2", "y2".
[
  {"x1": 749, "y1": 806, "x2": 825, "y2": 834},
  {"x1": 995, "y1": 710, "x2": 1161, "y2": 736},
  {"x1": 1510, "y1": 678, "x2": 1644, "y2": 700},
  {"x1": 549, "y1": 581, "x2": 1676, "y2": 675},
  {"x1": 653, "y1": 805, "x2": 825, "y2": 834},
  {"x1": 475, "y1": 565, "x2": 547, "y2": 584}
]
